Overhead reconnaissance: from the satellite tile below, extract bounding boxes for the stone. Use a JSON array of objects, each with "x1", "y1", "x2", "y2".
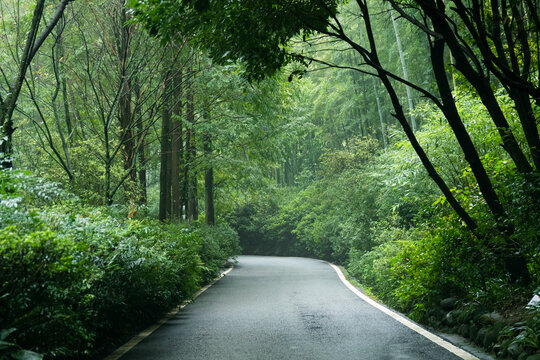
[
  {"x1": 483, "y1": 328, "x2": 499, "y2": 348},
  {"x1": 478, "y1": 312, "x2": 504, "y2": 325},
  {"x1": 440, "y1": 297, "x2": 457, "y2": 310},
  {"x1": 458, "y1": 324, "x2": 470, "y2": 337},
  {"x1": 475, "y1": 327, "x2": 488, "y2": 345},
  {"x1": 507, "y1": 343, "x2": 523, "y2": 358},
  {"x1": 445, "y1": 311, "x2": 456, "y2": 326},
  {"x1": 469, "y1": 324, "x2": 479, "y2": 341}
]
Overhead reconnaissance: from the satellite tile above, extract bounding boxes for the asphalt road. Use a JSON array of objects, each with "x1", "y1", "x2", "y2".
[{"x1": 119, "y1": 256, "x2": 474, "y2": 360}]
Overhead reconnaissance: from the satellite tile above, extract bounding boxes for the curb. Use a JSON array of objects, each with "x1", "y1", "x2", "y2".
[{"x1": 327, "y1": 262, "x2": 480, "y2": 360}]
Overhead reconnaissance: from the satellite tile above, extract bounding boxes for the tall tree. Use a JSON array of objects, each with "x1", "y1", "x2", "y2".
[
  {"x1": 171, "y1": 67, "x2": 184, "y2": 219},
  {"x1": 203, "y1": 111, "x2": 215, "y2": 225},
  {"x1": 388, "y1": 3, "x2": 416, "y2": 131},
  {"x1": 389, "y1": 0, "x2": 536, "y2": 174},
  {"x1": 185, "y1": 67, "x2": 198, "y2": 221},
  {"x1": 116, "y1": 4, "x2": 137, "y2": 201},
  {"x1": 159, "y1": 69, "x2": 173, "y2": 220},
  {"x1": 0, "y1": 0, "x2": 73, "y2": 168}
]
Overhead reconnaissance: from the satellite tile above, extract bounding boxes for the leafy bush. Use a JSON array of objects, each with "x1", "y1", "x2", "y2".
[
  {"x1": 0, "y1": 170, "x2": 239, "y2": 358},
  {"x1": 0, "y1": 328, "x2": 43, "y2": 360}
]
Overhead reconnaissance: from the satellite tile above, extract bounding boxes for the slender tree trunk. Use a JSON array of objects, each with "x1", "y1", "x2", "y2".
[
  {"x1": 389, "y1": 0, "x2": 530, "y2": 283},
  {"x1": 133, "y1": 82, "x2": 147, "y2": 206},
  {"x1": 431, "y1": 39, "x2": 510, "y2": 228},
  {"x1": 117, "y1": 7, "x2": 137, "y2": 202},
  {"x1": 104, "y1": 124, "x2": 113, "y2": 205},
  {"x1": 1, "y1": 0, "x2": 46, "y2": 168},
  {"x1": 159, "y1": 72, "x2": 172, "y2": 221},
  {"x1": 420, "y1": 0, "x2": 533, "y2": 174},
  {"x1": 432, "y1": 39, "x2": 532, "y2": 286},
  {"x1": 67, "y1": 79, "x2": 80, "y2": 142},
  {"x1": 508, "y1": 88, "x2": 540, "y2": 170},
  {"x1": 52, "y1": 24, "x2": 74, "y2": 181},
  {"x1": 389, "y1": 4, "x2": 416, "y2": 131},
  {"x1": 357, "y1": 0, "x2": 479, "y2": 235},
  {"x1": 0, "y1": 0, "x2": 72, "y2": 168},
  {"x1": 203, "y1": 115, "x2": 215, "y2": 225},
  {"x1": 57, "y1": 16, "x2": 73, "y2": 142},
  {"x1": 372, "y1": 77, "x2": 387, "y2": 147},
  {"x1": 136, "y1": 117, "x2": 147, "y2": 206},
  {"x1": 186, "y1": 72, "x2": 198, "y2": 221},
  {"x1": 284, "y1": 158, "x2": 290, "y2": 186},
  {"x1": 171, "y1": 68, "x2": 183, "y2": 219}
]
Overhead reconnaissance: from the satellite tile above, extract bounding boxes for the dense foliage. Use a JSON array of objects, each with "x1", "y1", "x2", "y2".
[{"x1": 0, "y1": 170, "x2": 239, "y2": 358}]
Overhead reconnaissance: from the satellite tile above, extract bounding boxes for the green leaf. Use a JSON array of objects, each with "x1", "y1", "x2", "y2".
[
  {"x1": 12, "y1": 350, "x2": 44, "y2": 360},
  {"x1": 0, "y1": 340, "x2": 17, "y2": 350},
  {"x1": 0, "y1": 328, "x2": 16, "y2": 341}
]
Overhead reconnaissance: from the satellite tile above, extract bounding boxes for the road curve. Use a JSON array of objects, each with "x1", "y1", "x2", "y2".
[{"x1": 118, "y1": 256, "x2": 473, "y2": 360}]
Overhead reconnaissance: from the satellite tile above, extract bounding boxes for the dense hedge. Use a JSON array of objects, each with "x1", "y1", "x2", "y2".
[{"x1": 0, "y1": 170, "x2": 240, "y2": 359}]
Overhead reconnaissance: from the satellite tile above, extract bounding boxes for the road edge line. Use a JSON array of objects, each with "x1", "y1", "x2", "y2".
[
  {"x1": 103, "y1": 266, "x2": 234, "y2": 360},
  {"x1": 328, "y1": 263, "x2": 479, "y2": 360}
]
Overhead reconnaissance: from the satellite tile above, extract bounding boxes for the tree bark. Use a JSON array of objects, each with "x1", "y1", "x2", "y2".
[
  {"x1": 417, "y1": 0, "x2": 534, "y2": 174},
  {"x1": 389, "y1": 4, "x2": 417, "y2": 131},
  {"x1": 356, "y1": 0, "x2": 479, "y2": 235},
  {"x1": 431, "y1": 39, "x2": 511, "y2": 231},
  {"x1": 171, "y1": 68, "x2": 184, "y2": 219},
  {"x1": 117, "y1": 7, "x2": 137, "y2": 202},
  {"x1": 134, "y1": 83, "x2": 147, "y2": 206},
  {"x1": 52, "y1": 24, "x2": 74, "y2": 181},
  {"x1": 372, "y1": 77, "x2": 387, "y2": 147},
  {"x1": 508, "y1": 88, "x2": 540, "y2": 171},
  {"x1": 159, "y1": 72, "x2": 173, "y2": 221},
  {"x1": 186, "y1": 72, "x2": 198, "y2": 221},
  {"x1": 204, "y1": 124, "x2": 215, "y2": 225}
]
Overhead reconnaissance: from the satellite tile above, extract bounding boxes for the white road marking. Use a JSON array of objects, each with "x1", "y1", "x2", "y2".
[
  {"x1": 103, "y1": 267, "x2": 234, "y2": 360},
  {"x1": 328, "y1": 263, "x2": 479, "y2": 360}
]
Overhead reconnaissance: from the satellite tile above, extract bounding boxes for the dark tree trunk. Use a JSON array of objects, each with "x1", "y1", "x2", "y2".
[
  {"x1": 132, "y1": 81, "x2": 147, "y2": 206},
  {"x1": 284, "y1": 158, "x2": 290, "y2": 186},
  {"x1": 431, "y1": 39, "x2": 531, "y2": 283},
  {"x1": 204, "y1": 129, "x2": 215, "y2": 225},
  {"x1": 508, "y1": 88, "x2": 540, "y2": 171},
  {"x1": 186, "y1": 74, "x2": 198, "y2": 221},
  {"x1": 117, "y1": 8, "x2": 137, "y2": 202},
  {"x1": 171, "y1": 69, "x2": 183, "y2": 219},
  {"x1": 58, "y1": 16, "x2": 72, "y2": 143},
  {"x1": 356, "y1": 0, "x2": 479, "y2": 235},
  {"x1": 431, "y1": 39, "x2": 509, "y2": 228},
  {"x1": 381, "y1": 0, "x2": 532, "y2": 284},
  {"x1": 418, "y1": 0, "x2": 533, "y2": 174},
  {"x1": 137, "y1": 114, "x2": 147, "y2": 206},
  {"x1": 159, "y1": 72, "x2": 172, "y2": 221}
]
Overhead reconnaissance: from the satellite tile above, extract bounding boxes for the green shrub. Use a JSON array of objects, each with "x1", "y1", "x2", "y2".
[
  {"x1": 0, "y1": 170, "x2": 239, "y2": 358},
  {"x1": 194, "y1": 223, "x2": 241, "y2": 282}
]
